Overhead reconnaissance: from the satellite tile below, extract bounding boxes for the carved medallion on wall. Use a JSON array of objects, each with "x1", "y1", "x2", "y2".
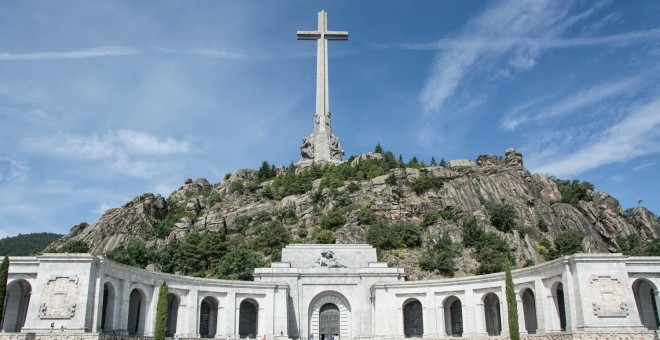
[
  {"x1": 590, "y1": 275, "x2": 628, "y2": 317},
  {"x1": 39, "y1": 276, "x2": 78, "y2": 319}
]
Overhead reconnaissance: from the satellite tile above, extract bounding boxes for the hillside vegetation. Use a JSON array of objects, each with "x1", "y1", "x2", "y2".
[
  {"x1": 47, "y1": 147, "x2": 660, "y2": 280},
  {"x1": 0, "y1": 233, "x2": 63, "y2": 256}
]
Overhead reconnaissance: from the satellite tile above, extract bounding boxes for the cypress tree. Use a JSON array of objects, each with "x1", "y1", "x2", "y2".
[
  {"x1": 505, "y1": 267, "x2": 520, "y2": 340},
  {"x1": 0, "y1": 256, "x2": 8, "y2": 325},
  {"x1": 154, "y1": 282, "x2": 169, "y2": 340}
]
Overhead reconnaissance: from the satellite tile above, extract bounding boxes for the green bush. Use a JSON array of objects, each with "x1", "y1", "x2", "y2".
[
  {"x1": 215, "y1": 248, "x2": 265, "y2": 281},
  {"x1": 357, "y1": 209, "x2": 378, "y2": 226},
  {"x1": 552, "y1": 178, "x2": 594, "y2": 206},
  {"x1": 538, "y1": 218, "x2": 549, "y2": 233},
  {"x1": 366, "y1": 220, "x2": 421, "y2": 250},
  {"x1": 320, "y1": 212, "x2": 346, "y2": 231},
  {"x1": 462, "y1": 218, "x2": 484, "y2": 247},
  {"x1": 547, "y1": 229, "x2": 584, "y2": 260},
  {"x1": 230, "y1": 181, "x2": 245, "y2": 194},
  {"x1": 408, "y1": 175, "x2": 445, "y2": 195},
  {"x1": 475, "y1": 232, "x2": 513, "y2": 274},
  {"x1": 253, "y1": 221, "x2": 291, "y2": 259},
  {"x1": 106, "y1": 240, "x2": 153, "y2": 268},
  {"x1": 55, "y1": 240, "x2": 90, "y2": 253},
  {"x1": 419, "y1": 232, "x2": 461, "y2": 277},
  {"x1": 486, "y1": 202, "x2": 518, "y2": 233},
  {"x1": 314, "y1": 229, "x2": 336, "y2": 244}
]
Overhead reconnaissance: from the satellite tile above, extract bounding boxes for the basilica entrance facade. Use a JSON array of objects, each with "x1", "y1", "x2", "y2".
[{"x1": 308, "y1": 293, "x2": 351, "y2": 340}]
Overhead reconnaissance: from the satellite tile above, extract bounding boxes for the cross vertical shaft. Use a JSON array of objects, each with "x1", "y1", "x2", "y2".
[{"x1": 297, "y1": 11, "x2": 348, "y2": 165}]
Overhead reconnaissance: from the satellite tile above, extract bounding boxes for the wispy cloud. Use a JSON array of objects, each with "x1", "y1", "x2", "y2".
[
  {"x1": 22, "y1": 129, "x2": 191, "y2": 177},
  {"x1": 419, "y1": 1, "x2": 582, "y2": 114},
  {"x1": 531, "y1": 98, "x2": 660, "y2": 177},
  {"x1": 0, "y1": 46, "x2": 137, "y2": 61},
  {"x1": 0, "y1": 154, "x2": 29, "y2": 182},
  {"x1": 501, "y1": 76, "x2": 643, "y2": 131}
]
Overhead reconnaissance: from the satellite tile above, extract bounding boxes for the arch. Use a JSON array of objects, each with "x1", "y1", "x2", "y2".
[
  {"x1": 2, "y1": 279, "x2": 31, "y2": 332},
  {"x1": 632, "y1": 279, "x2": 660, "y2": 330},
  {"x1": 200, "y1": 296, "x2": 219, "y2": 338},
  {"x1": 442, "y1": 296, "x2": 462, "y2": 337},
  {"x1": 483, "y1": 293, "x2": 501, "y2": 336},
  {"x1": 166, "y1": 293, "x2": 180, "y2": 337},
  {"x1": 127, "y1": 288, "x2": 147, "y2": 335},
  {"x1": 309, "y1": 292, "x2": 352, "y2": 340},
  {"x1": 551, "y1": 282, "x2": 567, "y2": 332},
  {"x1": 101, "y1": 282, "x2": 117, "y2": 332},
  {"x1": 239, "y1": 299, "x2": 258, "y2": 338},
  {"x1": 403, "y1": 298, "x2": 423, "y2": 338},
  {"x1": 520, "y1": 288, "x2": 537, "y2": 334}
]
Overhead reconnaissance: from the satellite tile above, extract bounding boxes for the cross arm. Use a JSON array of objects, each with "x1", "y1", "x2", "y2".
[
  {"x1": 325, "y1": 31, "x2": 348, "y2": 40},
  {"x1": 297, "y1": 31, "x2": 321, "y2": 40}
]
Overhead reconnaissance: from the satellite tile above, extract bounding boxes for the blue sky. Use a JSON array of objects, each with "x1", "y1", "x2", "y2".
[{"x1": 1, "y1": 1, "x2": 659, "y2": 238}]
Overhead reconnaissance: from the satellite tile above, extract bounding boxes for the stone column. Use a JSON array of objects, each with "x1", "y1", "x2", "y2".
[
  {"x1": 463, "y1": 290, "x2": 477, "y2": 338},
  {"x1": 91, "y1": 269, "x2": 104, "y2": 332},
  {"x1": 475, "y1": 301, "x2": 487, "y2": 336},
  {"x1": 273, "y1": 286, "x2": 289, "y2": 338},
  {"x1": 563, "y1": 264, "x2": 577, "y2": 332},
  {"x1": 517, "y1": 296, "x2": 527, "y2": 335},
  {"x1": 534, "y1": 279, "x2": 547, "y2": 334},
  {"x1": 117, "y1": 279, "x2": 131, "y2": 335}
]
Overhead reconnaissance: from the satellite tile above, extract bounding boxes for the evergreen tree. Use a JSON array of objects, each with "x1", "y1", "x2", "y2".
[
  {"x1": 154, "y1": 282, "x2": 169, "y2": 340},
  {"x1": 439, "y1": 158, "x2": 447, "y2": 167},
  {"x1": 0, "y1": 256, "x2": 8, "y2": 324},
  {"x1": 430, "y1": 157, "x2": 437, "y2": 166},
  {"x1": 374, "y1": 143, "x2": 384, "y2": 154},
  {"x1": 505, "y1": 267, "x2": 520, "y2": 340}
]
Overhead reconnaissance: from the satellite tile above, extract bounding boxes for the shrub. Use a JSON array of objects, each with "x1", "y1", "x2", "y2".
[
  {"x1": 419, "y1": 232, "x2": 460, "y2": 277},
  {"x1": 551, "y1": 178, "x2": 594, "y2": 206},
  {"x1": 385, "y1": 174, "x2": 398, "y2": 186},
  {"x1": 486, "y1": 202, "x2": 518, "y2": 233},
  {"x1": 462, "y1": 218, "x2": 484, "y2": 247},
  {"x1": 253, "y1": 221, "x2": 291, "y2": 259},
  {"x1": 408, "y1": 175, "x2": 445, "y2": 195},
  {"x1": 215, "y1": 248, "x2": 265, "y2": 281},
  {"x1": 233, "y1": 215, "x2": 251, "y2": 232},
  {"x1": 320, "y1": 212, "x2": 346, "y2": 231},
  {"x1": 347, "y1": 182, "x2": 360, "y2": 193},
  {"x1": 366, "y1": 220, "x2": 421, "y2": 250},
  {"x1": 475, "y1": 232, "x2": 513, "y2": 274},
  {"x1": 548, "y1": 229, "x2": 584, "y2": 259},
  {"x1": 538, "y1": 218, "x2": 549, "y2": 233},
  {"x1": 357, "y1": 209, "x2": 378, "y2": 226},
  {"x1": 55, "y1": 240, "x2": 90, "y2": 253},
  {"x1": 230, "y1": 181, "x2": 245, "y2": 194},
  {"x1": 314, "y1": 229, "x2": 336, "y2": 244}
]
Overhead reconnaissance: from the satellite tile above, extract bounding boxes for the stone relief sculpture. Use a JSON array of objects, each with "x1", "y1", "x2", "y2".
[
  {"x1": 314, "y1": 250, "x2": 346, "y2": 268},
  {"x1": 39, "y1": 276, "x2": 78, "y2": 319},
  {"x1": 300, "y1": 136, "x2": 315, "y2": 160},
  {"x1": 590, "y1": 275, "x2": 628, "y2": 317}
]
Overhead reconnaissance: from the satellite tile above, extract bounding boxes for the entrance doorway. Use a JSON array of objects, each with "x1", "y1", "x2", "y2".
[{"x1": 319, "y1": 303, "x2": 339, "y2": 340}]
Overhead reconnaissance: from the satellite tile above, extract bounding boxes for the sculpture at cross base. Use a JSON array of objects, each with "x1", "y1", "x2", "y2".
[{"x1": 297, "y1": 10, "x2": 346, "y2": 166}]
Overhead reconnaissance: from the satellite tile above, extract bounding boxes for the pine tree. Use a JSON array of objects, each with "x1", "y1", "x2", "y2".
[
  {"x1": 0, "y1": 256, "x2": 8, "y2": 325},
  {"x1": 439, "y1": 158, "x2": 447, "y2": 167},
  {"x1": 505, "y1": 267, "x2": 520, "y2": 340},
  {"x1": 430, "y1": 157, "x2": 437, "y2": 166},
  {"x1": 374, "y1": 143, "x2": 384, "y2": 154},
  {"x1": 154, "y1": 282, "x2": 169, "y2": 340}
]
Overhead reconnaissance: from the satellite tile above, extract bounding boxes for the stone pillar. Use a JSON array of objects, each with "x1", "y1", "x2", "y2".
[
  {"x1": 534, "y1": 279, "x2": 547, "y2": 334},
  {"x1": 184, "y1": 289, "x2": 199, "y2": 338},
  {"x1": 500, "y1": 290, "x2": 509, "y2": 337},
  {"x1": 563, "y1": 264, "x2": 577, "y2": 332},
  {"x1": 463, "y1": 290, "x2": 477, "y2": 338},
  {"x1": 273, "y1": 286, "x2": 289, "y2": 338},
  {"x1": 91, "y1": 270, "x2": 103, "y2": 332},
  {"x1": 227, "y1": 291, "x2": 237, "y2": 338},
  {"x1": 517, "y1": 296, "x2": 527, "y2": 335},
  {"x1": 475, "y1": 301, "x2": 487, "y2": 336},
  {"x1": 216, "y1": 303, "x2": 224, "y2": 339},
  {"x1": 436, "y1": 304, "x2": 446, "y2": 337},
  {"x1": 117, "y1": 279, "x2": 131, "y2": 335}
]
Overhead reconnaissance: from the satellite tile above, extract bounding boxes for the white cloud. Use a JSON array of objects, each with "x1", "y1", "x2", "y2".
[
  {"x1": 0, "y1": 154, "x2": 29, "y2": 182},
  {"x1": 500, "y1": 76, "x2": 642, "y2": 131},
  {"x1": 22, "y1": 129, "x2": 191, "y2": 178},
  {"x1": 0, "y1": 46, "x2": 137, "y2": 61},
  {"x1": 531, "y1": 98, "x2": 660, "y2": 177},
  {"x1": 419, "y1": 1, "x2": 579, "y2": 114}
]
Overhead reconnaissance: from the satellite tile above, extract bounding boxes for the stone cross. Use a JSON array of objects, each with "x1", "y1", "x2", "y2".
[{"x1": 297, "y1": 10, "x2": 346, "y2": 165}]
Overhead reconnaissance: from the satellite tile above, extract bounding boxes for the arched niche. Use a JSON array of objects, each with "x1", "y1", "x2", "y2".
[
  {"x1": 483, "y1": 293, "x2": 501, "y2": 336},
  {"x1": 308, "y1": 292, "x2": 351, "y2": 340},
  {"x1": 632, "y1": 279, "x2": 660, "y2": 330},
  {"x1": 127, "y1": 288, "x2": 147, "y2": 335},
  {"x1": 239, "y1": 299, "x2": 258, "y2": 339},
  {"x1": 520, "y1": 288, "x2": 537, "y2": 334},
  {"x1": 442, "y1": 296, "x2": 462, "y2": 337},
  {"x1": 200, "y1": 296, "x2": 219, "y2": 338},
  {"x1": 2, "y1": 279, "x2": 31, "y2": 332},
  {"x1": 167, "y1": 293, "x2": 181, "y2": 337},
  {"x1": 403, "y1": 298, "x2": 423, "y2": 338}
]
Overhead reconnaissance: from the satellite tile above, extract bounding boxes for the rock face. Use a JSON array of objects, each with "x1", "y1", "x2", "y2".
[{"x1": 50, "y1": 149, "x2": 660, "y2": 278}]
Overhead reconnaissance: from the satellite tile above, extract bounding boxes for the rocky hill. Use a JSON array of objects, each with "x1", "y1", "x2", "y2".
[{"x1": 48, "y1": 148, "x2": 660, "y2": 280}]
